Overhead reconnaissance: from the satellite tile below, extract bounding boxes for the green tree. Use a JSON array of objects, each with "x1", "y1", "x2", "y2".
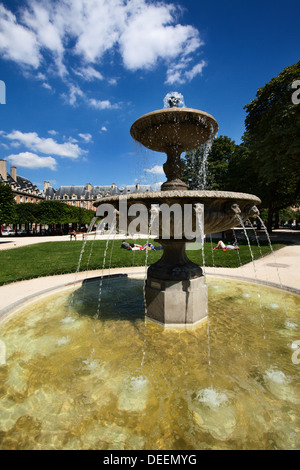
[
  {"x1": 0, "y1": 184, "x2": 16, "y2": 226},
  {"x1": 182, "y1": 145, "x2": 206, "y2": 189},
  {"x1": 242, "y1": 60, "x2": 300, "y2": 231},
  {"x1": 182, "y1": 136, "x2": 242, "y2": 191},
  {"x1": 35, "y1": 201, "x2": 95, "y2": 229},
  {"x1": 36, "y1": 200, "x2": 67, "y2": 225},
  {"x1": 15, "y1": 203, "x2": 38, "y2": 225},
  {"x1": 206, "y1": 136, "x2": 241, "y2": 191}
]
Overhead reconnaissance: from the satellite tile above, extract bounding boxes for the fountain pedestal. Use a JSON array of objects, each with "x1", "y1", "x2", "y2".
[
  {"x1": 145, "y1": 237, "x2": 207, "y2": 327},
  {"x1": 145, "y1": 276, "x2": 207, "y2": 327}
]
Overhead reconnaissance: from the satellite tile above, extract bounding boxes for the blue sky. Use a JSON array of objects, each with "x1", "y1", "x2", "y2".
[{"x1": 0, "y1": 0, "x2": 299, "y2": 191}]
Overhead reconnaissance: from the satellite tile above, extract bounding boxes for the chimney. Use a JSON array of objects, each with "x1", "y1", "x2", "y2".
[
  {"x1": 136, "y1": 183, "x2": 140, "y2": 192},
  {"x1": 154, "y1": 182, "x2": 157, "y2": 192},
  {"x1": 86, "y1": 183, "x2": 92, "y2": 191},
  {"x1": 0, "y1": 159, "x2": 7, "y2": 181},
  {"x1": 11, "y1": 166, "x2": 17, "y2": 181},
  {"x1": 111, "y1": 183, "x2": 116, "y2": 190},
  {"x1": 44, "y1": 181, "x2": 50, "y2": 192}
]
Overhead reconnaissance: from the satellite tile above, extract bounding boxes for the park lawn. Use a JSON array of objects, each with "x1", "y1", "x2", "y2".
[{"x1": 0, "y1": 239, "x2": 286, "y2": 286}]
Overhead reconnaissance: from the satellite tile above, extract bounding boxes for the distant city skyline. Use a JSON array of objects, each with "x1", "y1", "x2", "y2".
[{"x1": 0, "y1": 0, "x2": 299, "y2": 191}]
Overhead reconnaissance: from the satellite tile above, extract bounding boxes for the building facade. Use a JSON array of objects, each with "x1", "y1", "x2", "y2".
[
  {"x1": 0, "y1": 158, "x2": 155, "y2": 211},
  {"x1": 43, "y1": 181, "x2": 154, "y2": 210},
  {"x1": 0, "y1": 159, "x2": 44, "y2": 203}
]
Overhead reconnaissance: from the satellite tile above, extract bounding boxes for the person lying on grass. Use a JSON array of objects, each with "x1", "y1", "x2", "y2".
[
  {"x1": 121, "y1": 241, "x2": 163, "y2": 251},
  {"x1": 214, "y1": 240, "x2": 239, "y2": 250}
]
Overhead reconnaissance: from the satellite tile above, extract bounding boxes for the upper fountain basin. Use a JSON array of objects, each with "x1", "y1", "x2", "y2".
[{"x1": 130, "y1": 108, "x2": 219, "y2": 153}]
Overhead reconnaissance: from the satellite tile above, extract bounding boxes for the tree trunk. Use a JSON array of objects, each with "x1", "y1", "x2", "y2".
[{"x1": 274, "y1": 211, "x2": 279, "y2": 229}]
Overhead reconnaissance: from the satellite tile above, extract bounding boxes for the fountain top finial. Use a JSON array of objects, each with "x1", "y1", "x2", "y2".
[{"x1": 164, "y1": 92, "x2": 185, "y2": 108}]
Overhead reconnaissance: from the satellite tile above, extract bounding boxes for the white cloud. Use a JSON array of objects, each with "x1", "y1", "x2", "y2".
[
  {"x1": 22, "y1": 1, "x2": 66, "y2": 76},
  {"x1": 145, "y1": 165, "x2": 164, "y2": 175},
  {"x1": 166, "y1": 59, "x2": 207, "y2": 85},
  {"x1": 48, "y1": 130, "x2": 58, "y2": 136},
  {"x1": 62, "y1": 84, "x2": 85, "y2": 106},
  {"x1": 42, "y1": 82, "x2": 52, "y2": 91},
  {"x1": 108, "y1": 78, "x2": 118, "y2": 86},
  {"x1": 0, "y1": 1, "x2": 205, "y2": 86},
  {"x1": 119, "y1": 4, "x2": 201, "y2": 72},
  {"x1": 0, "y1": 4, "x2": 41, "y2": 68},
  {"x1": 6, "y1": 152, "x2": 57, "y2": 170},
  {"x1": 74, "y1": 66, "x2": 104, "y2": 81},
  {"x1": 89, "y1": 98, "x2": 119, "y2": 110},
  {"x1": 5, "y1": 130, "x2": 83, "y2": 158},
  {"x1": 100, "y1": 126, "x2": 108, "y2": 132},
  {"x1": 78, "y1": 133, "x2": 93, "y2": 143},
  {"x1": 36, "y1": 72, "x2": 46, "y2": 81}
]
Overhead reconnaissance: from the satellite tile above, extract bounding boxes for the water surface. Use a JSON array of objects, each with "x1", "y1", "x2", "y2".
[{"x1": 0, "y1": 276, "x2": 299, "y2": 450}]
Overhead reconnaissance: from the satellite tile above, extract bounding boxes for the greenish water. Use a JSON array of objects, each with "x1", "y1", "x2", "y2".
[{"x1": 0, "y1": 276, "x2": 299, "y2": 450}]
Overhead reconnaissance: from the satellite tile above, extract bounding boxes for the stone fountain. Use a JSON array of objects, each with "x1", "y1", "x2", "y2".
[{"x1": 95, "y1": 93, "x2": 261, "y2": 327}]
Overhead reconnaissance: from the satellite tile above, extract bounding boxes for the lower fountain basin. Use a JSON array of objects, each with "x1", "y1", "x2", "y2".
[{"x1": 0, "y1": 275, "x2": 299, "y2": 450}]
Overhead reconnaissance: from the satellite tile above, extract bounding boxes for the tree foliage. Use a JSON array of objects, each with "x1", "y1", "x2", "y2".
[
  {"x1": 15, "y1": 203, "x2": 38, "y2": 224},
  {"x1": 182, "y1": 136, "x2": 242, "y2": 191},
  {"x1": 0, "y1": 184, "x2": 16, "y2": 225},
  {"x1": 4, "y1": 199, "x2": 95, "y2": 227},
  {"x1": 242, "y1": 60, "x2": 300, "y2": 230},
  {"x1": 182, "y1": 61, "x2": 300, "y2": 232}
]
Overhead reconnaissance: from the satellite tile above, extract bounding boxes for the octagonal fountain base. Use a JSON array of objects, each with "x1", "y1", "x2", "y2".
[{"x1": 145, "y1": 275, "x2": 208, "y2": 327}]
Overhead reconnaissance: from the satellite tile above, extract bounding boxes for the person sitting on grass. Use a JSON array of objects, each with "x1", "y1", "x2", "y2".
[{"x1": 214, "y1": 240, "x2": 239, "y2": 250}]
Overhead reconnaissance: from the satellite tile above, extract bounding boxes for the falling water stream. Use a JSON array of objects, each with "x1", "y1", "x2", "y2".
[
  {"x1": 257, "y1": 216, "x2": 284, "y2": 289},
  {"x1": 236, "y1": 216, "x2": 271, "y2": 357},
  {"x1": 247, "y1": 219, "x2": 263, "y2": 258},
  {"x1": 68, "y1": 216, "x2": 98, "y2": 311},
  {"x1": 141, "y1": 205, "x2": 160, "y2": 368},
  {"x1": 257, "y1": 216, "x2": 290, "y2": 321},
  {"x1": 197, "y1": 139, "x2": 213, "y2": 190},
  {"x1": 194, "y1": 204, "x2": 214, "y2": 382},
  {"x1": 96, "y1": 219, "x2": 117, "y2": 318}
]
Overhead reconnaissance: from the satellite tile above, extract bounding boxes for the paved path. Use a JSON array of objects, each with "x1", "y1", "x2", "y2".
[
  {"x1": 0, "y1": 229, "x2": 299, "y2": 318},
  {"x1": 0, "y1": 232, "x2": 147, "y2": 251},
  {"x1": 206, "y1": 244, "x2": 300, "y2": 292}
]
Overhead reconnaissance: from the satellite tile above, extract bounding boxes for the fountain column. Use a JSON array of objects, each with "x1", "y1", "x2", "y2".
[
  {"x1": 145, "y1": 199, "x2": 208, "y2": 327},
  {"x1": 145, "y1": 234, "x2": 208, "y2": 327}
]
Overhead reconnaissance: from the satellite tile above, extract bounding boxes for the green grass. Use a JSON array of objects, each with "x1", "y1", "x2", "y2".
[{"x1": 0, "y1": 239, "x2": 286, "y2": 286}]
